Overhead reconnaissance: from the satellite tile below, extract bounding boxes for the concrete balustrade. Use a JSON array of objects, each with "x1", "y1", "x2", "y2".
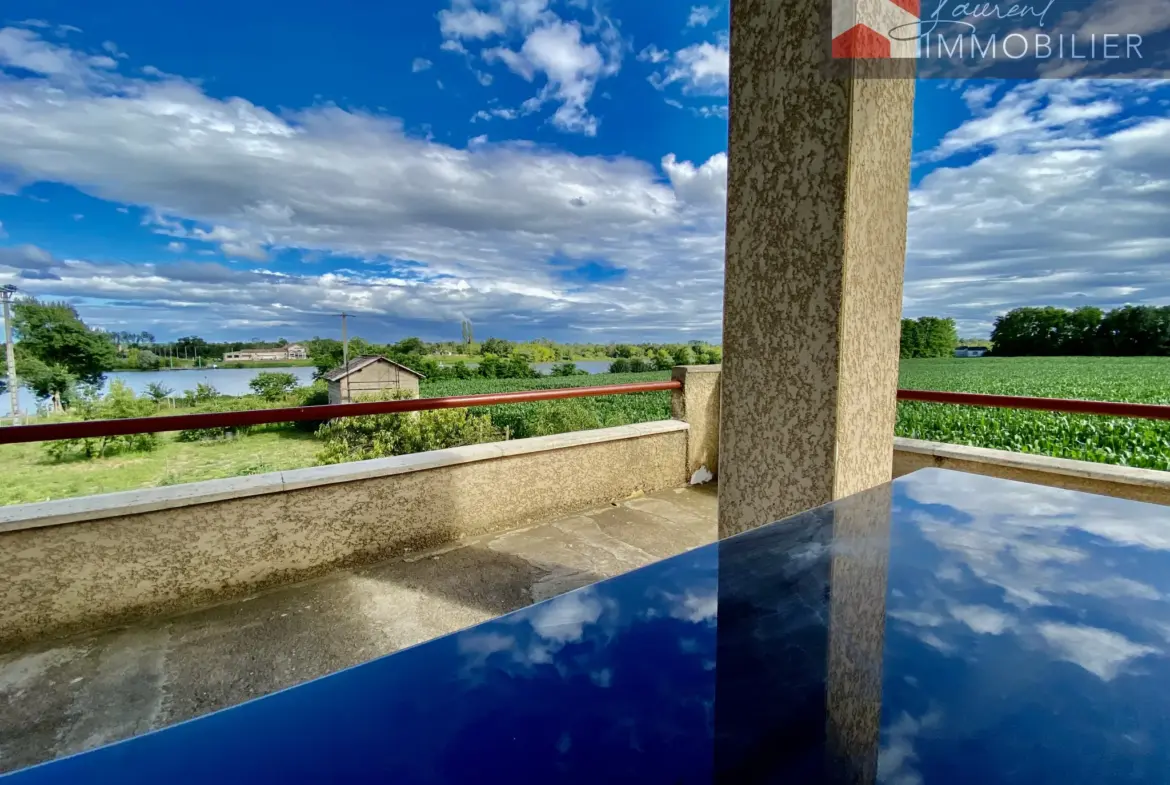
[{"x1": 0, "y1": 420, "x2": 689, "y2": 646}]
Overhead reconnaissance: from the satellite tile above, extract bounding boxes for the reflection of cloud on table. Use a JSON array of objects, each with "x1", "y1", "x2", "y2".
[{"x1": 1037, "y1": 622, "x2": 1158, "y2": 681}]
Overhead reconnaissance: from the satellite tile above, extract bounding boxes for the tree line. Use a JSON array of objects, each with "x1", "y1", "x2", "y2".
[
  {"x1": 990, "y1": 306, "x2": 1170, "y2": 356},
  {"x1": 2, "y1": 297, "x2": 722, "y2": 410}
]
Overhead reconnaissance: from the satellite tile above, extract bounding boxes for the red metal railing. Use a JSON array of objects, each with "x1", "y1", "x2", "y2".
[
  {"x1": 896, "y1": 389, "x2": 1170, "y2": 420},
  {"x1": 0, "y1": 381, "x2": 681, "y2": 446},
  {"x1": 5, "y1": 382, "x2": 1168, "y2": 447}
]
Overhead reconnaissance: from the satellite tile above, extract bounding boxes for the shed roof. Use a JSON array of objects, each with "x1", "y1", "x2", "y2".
[{"x1": 323, "y1": 355, "x2": 426, "y2": 381}]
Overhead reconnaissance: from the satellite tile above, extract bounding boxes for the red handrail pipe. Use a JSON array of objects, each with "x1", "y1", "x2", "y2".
[
  {"x1": 0, "y1": 381, "x2": 681, "y2": 446},
  {"x1": 897, "y1": 389, "x2": 1170, "y2": 421}
]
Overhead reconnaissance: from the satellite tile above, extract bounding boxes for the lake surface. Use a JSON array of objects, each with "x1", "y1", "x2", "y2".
[{"x1": 3, "y1": 361, "x2": 618, "y2": 416}]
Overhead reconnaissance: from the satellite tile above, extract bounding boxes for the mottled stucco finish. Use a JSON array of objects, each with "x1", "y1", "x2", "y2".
[
  {"x1": 718, "y1": 0, "x2": 916, "y2": 537},
  {"x1": 894, "y1": 439, "x2": 1170, "y2": 507},
  {"x1": 671, "y1": 365, "x2": 722, "y2": 480},
  {"x1": 0, "y1": 429, "x2": 686, "y2": 647}
]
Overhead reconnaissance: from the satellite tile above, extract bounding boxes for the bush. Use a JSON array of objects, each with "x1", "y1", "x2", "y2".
[
  {"x1": 315, "y1": 390, "x2": 501, "y2": 464},
  {"x1": 249, "y1": 372, "x2": 300, "y2": 402},
  {"x1": 43, "y1": 381, "x2": 159, "y2": 462},
  {"x1": 293, "y1": 381, "x2": 331, "y2": 433},
  {"x1": 176, "y1": 394, "x2": 260, "y2": 442},
  {"x1": 549, "y1": 362, "x2": 588, "y2": 377},
  {"x1": 608, "y1": 358, "x2": 630, "y2": 373}
]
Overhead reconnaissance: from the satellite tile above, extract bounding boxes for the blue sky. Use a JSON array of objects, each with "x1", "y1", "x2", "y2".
[{"x1": 0, "y1": 1, "x2": 1168, "y2": 343}]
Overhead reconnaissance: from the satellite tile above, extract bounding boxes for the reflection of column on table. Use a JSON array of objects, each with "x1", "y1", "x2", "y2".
[{"x1": 825, "y1": 486, "x2": 893, "y2": 785}]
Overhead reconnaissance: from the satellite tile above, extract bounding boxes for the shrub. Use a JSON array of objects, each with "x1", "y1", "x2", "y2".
[
  {"x1": 293, "y1": 381, "x2": 331, "y2": 433},
  {"x1": 549, "y1": 362, "x2": 588, "y2": 377},
  {"x1": 608, "y1": 358, "x2": 630, "y2": 373},
  {"x1": 315, "y1": 390, "x2": 501, "y2": 464},
  {"x1": 249, "y1": 372, "x2": 300, "y2": 402},
  {"x1": 43, "y1": 381, "x2": 159, "y2": 462}
]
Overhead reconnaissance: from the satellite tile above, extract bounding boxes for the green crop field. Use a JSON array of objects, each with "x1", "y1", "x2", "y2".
[{"x1": 897, "y1": 357, "x2": 1170, "y2": 470}]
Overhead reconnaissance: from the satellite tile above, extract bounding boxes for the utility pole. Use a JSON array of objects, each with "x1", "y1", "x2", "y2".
[
  {"x1": 341, "y1": 312, "x2": 349, "y2": 403},
  {"x1": 2, "y1": 285, "x2": 19, "y2": 426}
]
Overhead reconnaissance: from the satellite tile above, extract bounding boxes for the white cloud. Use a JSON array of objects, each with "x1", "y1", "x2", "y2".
[
  {"x1": 687, "y1": 5, "x2": 719, "y2": 27},
  {"x1": 528, "y1": 590, "x2": 603, "y2": 643},
  {"x1": 949, "y1": 604, "x2": 1013, "y2": 635},
  {"x1": 1037, "y1": 623, "x2": 1158, "y2": 681},
  {"x1": 411, "y1": 57, "x2": 432, "y2": 73},
  {"x1": 647, "y1": 38, "x2": 729, "y2": 95},
  {"x1": 637, "y1": 44, "x2": 670, "y2": 64},
  {"x1": 668, "y1": 590, "x2": 717, "y2": 624},
  {"x1": 438, "y1": 4, "x2": 507, "y2": 40},
  {"x1": 0, "y1": 26, "x2": 727, "y2": 337},
  {"x1": 440, "y1": 39, "x2": 469, "y2": 55},
  {"x1": 440, "y1": 1, "x2": 623, "y2": 136},
  {"x1": 906, "y1": 81, "x2": 1170, "y2": 336},
  {"x1": 165, "y1": 241, "x2": 186, "y2": 253},
  {"x1": 662, "y1": 152, "x2": 727, "y2": 207}
]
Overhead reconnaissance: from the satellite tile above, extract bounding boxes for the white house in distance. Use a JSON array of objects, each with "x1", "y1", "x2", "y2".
[
  {"x1": 954, "y1": 346, "x2": 989, "y2": 358},
  {"x1": 324, "y1": 356, "x2": 424, "y2": 404},
  {"x1": 224, "y1": 344, "x2": 308, "y2": 362}
]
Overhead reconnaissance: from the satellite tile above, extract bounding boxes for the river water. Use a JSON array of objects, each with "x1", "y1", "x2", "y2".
[{"x1": 2, "y1": 360, "x2": 618, "y2": 417}]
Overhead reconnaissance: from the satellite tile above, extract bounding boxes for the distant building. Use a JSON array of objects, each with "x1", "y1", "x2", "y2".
[
  {"x1": 324, "y1": 356, "x2": 425, "y2": 404},
  {"x1": 954, "y1": 346, "x2": 989, "y2": 358},
  {"x1": 224, "y1": 344, "x2": 307, "y2": 362}
]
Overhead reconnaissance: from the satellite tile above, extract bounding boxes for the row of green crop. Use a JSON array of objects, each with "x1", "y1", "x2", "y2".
[{"x1": 897, "y1": 357, "x2": 1170, "y2": 470}]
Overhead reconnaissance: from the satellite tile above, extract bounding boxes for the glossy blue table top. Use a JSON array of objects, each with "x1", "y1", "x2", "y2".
[{"x1": 9, "y1": 468, "x2": 1170, "y2": 784}]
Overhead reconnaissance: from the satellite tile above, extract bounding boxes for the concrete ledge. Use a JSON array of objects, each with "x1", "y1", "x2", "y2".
[
  {"x1": 0, "y1": 422, "x2": 689, "y2": 646},
  {"x1": 894, "y1": 437, "x2": 1170, "y2": 506},
  {"x1": 0, "y1": 420, "x2": 688, "y2": 534}
]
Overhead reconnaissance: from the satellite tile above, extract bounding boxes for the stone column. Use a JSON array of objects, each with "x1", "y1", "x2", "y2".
[
  {"x1": 718, "y1": 0, "x2": 916, "y2": 538},
  {"x1": 670, "y1": 365, "x2": 722, "y2": 483}
]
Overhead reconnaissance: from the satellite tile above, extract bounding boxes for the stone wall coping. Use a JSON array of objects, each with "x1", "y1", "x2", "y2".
[
  {"x1": 0, "y1": 420, "x2": 689, "y2": 534},
  {"x1": 671, "y1": 364, "x2": 723, "y2": 375},
  {"x1": 895, "y1": 436, "x2": 1170, "y2": 491}
]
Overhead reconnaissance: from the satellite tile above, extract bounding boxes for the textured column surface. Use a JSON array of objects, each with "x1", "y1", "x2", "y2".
[
  {"x1": 670, "y1": 364, "x2": 722, "y2": 482},
  {"x1": 718, "y1": 0, "x2": 916, "y2": 538}
]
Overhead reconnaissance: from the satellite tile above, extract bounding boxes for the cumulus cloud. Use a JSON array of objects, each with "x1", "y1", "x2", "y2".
[
  {"x1": 411, "y1": 57, "x2": 432, "y2": 73},
  {"x1": 906, "y1": 80, "x2": 1170, "y2": 336},
  {"x1": 647, "y1": 37, "x2": 729, "y2": 95},
  {"x1": 686, "y1": 5, "x2": 719, "y2": 27},
  {"x1": 0, "y1": 25, "x2": 725, "y2": 338},
  {"x1": 439, "y1": 0, "x2": 623, "y2": 135}
]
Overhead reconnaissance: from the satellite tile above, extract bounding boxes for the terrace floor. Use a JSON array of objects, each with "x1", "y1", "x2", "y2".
[{"x1": 0, "y1": 483, "x2": 717, "y2": 774}]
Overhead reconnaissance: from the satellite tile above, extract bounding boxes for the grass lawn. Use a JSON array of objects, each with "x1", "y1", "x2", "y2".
[{"x1": 0, "y1": 429, "x2": 321, "y2": 506}]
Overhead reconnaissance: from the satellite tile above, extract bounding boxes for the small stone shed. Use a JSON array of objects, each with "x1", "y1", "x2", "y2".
[{"x1": 324, "y1": 356, "x2": 424, "y2": 404}]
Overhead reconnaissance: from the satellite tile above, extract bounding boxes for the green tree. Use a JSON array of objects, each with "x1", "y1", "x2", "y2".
[
  {"x1": 461, "y1": 319, "x2": 474, "y2": 349},
  {"x1": 613, "y1": 344, "x2": 637, "y2": 359},
  {"x1": 393, "y1": 336, "x2": 426, "y2": 356},
  {"x1": 307, "y1": 338, "x2": 345, "y2": 377},
  {"x1": 480, "y1": 337, "x2": 513, "y2": 356},
  {"x1": 248, "y1": 371, "x2": 300, "y2": 402},
  {"x1": 144, "y1": 381, "x2": 174, "y2": 405},
  {"x1": 12, "y1": 298, "x2": 116, "y2": 409},
  {"x1": 671, "y1": 345, "x2": 694, "y2": 366},
  {"x1": 608, "y1": 358, "x2": 630, "y2": 373},
  {"x1": 900, "y1": 316, "x2": 958, "y2": 358},
  {"x1": 137, "y1": 349, "x2": 162, "y2": 369}
]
